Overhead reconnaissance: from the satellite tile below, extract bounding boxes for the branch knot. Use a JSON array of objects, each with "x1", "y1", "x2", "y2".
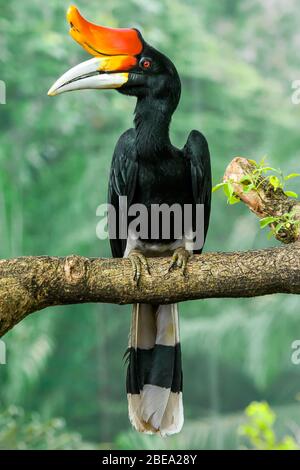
[{"x1": 64, "y1": 255, "x2": 87, "y2": 285}]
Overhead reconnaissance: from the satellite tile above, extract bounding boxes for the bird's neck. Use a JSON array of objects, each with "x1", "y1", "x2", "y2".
[{"x1": 134, "y1": 97, "x2": 173, "y2": 159}]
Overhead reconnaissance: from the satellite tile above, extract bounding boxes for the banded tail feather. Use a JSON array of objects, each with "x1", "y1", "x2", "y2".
[{"x1": 126, "y1": 303, "x2": 183, "y2": 436}]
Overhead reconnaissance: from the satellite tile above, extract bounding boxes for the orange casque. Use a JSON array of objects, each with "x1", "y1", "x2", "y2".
[{"x1": 67, "y1": 6, "x2": 143, "y2": 72}]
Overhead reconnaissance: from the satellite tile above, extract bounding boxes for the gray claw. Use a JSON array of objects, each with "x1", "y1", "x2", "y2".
[
  {"x1": 128, "y1": 250, "x2": 150, "y2": 286},
  {"x1": 168, "y1": 248, "x2": 190, "y2": 276}
]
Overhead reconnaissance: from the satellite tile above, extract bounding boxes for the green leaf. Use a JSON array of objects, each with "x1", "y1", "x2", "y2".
[
  {"x1": 248, "y1": 159, "x2": 258, "y2": 167},
  {"x1": 243, "y1": 183, "x2": 255, "y2": 193},
  {"x1": 229, "y1": 195, "x2": 240, "y2": 205},
  {"x1": 275, "y1": 223, "x2": 284, "y2": 234},
  {"x1": 260, "y1": 217, "x2": 278, "y2": 228},
  {"x1": 261, "y1": 167, "x2": 278, "y2": 173},
  {"x1": 240, "y1": 175, "x2": 253, "y2": 184},
  {"x1": 269, "y1": 175, "x2": 281, "y2": 191},
  {"x1": 212, "y1": 182, "x2": 225, "y2": 193},
  {"x1": 223, "y1": 181, "x2": 234, "y2": 200},
  {"x1": 284, "y1": 173, "x2": 300, "y2": 181},
  {"x1": 259, "y1": 157, "x2": 267, "y2": 167},
  {"x1": 284, "y1": 191, "x2": 298, "y2": 198}
]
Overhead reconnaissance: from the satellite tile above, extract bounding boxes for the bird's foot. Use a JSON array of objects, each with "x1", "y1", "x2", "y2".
[
  {"x1": 168, "y1": 247, "x2": 190, "y2": 276},
  {"x1": 128, "y1": 249, "x2": 150, "y2": 286}
]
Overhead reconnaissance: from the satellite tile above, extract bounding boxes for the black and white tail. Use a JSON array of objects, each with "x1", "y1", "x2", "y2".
[{"x1": 126, "y1": 303, "x2": 183, "y2": 436}]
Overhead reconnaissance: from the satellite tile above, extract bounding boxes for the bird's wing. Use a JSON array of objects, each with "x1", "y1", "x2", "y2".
[
  {"x1": 108, "y1": 128, "x2": 138, "y2": 258},
  {"x1": 184, "y1": 130, "x2": 212, "y2": 254}
]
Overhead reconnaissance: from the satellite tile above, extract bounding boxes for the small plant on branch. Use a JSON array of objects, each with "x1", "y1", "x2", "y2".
[{"x1": 213, "y1": 157, "x2": 300, "y2": 242}]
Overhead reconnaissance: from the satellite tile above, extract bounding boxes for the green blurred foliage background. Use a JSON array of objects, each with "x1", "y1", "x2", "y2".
[{"x1": 1, "y1": 0, "x2": 300, "y2": 450}]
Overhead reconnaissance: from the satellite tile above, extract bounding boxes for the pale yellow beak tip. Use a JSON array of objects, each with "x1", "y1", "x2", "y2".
[{"x1": 47, "y1": 88, "x2": 57, "y2": 97}]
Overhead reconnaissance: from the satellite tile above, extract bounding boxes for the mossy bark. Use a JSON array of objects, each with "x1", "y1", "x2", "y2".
[{"x1": 1, "y1": 244, "x2": 300, "y2": 337}]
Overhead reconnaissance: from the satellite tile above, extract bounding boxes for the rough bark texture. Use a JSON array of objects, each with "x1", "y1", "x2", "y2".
[
  {"x1": 1, "y1": 244, "x2": 300, "y2": 337},
  {"x1": 1, "y1": 157, "x2": 299, "y2": 338}
]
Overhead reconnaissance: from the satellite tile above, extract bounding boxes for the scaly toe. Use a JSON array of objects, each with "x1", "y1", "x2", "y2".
[
  {"x1": 168, "y1": 248, "x2": 190, "y2": 276},
  {"x1": 128, "y1": 250, "x2": 150, "y2": 286}
]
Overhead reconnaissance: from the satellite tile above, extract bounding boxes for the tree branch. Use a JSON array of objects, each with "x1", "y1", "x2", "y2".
[
  {"x1": 1, "y1": 244, "x2": 300, "y2": 337},
  {"x1": 1, "y1": 156, "x2": 299, "y2": 338}
]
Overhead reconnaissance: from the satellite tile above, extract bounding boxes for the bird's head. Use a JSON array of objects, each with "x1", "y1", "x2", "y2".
[{"x1": 48, "y1": 6, "x2": 181, "y2": 112}]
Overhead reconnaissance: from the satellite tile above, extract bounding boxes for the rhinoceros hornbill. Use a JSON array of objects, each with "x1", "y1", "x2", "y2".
[{"x1": 48, "y1": 5, "x2": 211, "y2": 436}]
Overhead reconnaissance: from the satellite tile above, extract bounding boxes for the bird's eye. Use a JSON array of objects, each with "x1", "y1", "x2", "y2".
[{"x1": 139, "y1": 58, "x2": 152, "y2": 70}]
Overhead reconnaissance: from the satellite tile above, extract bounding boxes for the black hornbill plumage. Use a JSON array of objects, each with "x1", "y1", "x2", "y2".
[{"x1": 48, "y1": 6, "x2": 211, "y2": 436}]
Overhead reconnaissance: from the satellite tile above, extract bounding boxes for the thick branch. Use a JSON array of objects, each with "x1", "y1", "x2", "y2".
[
  {"x1": 1, "y1": 244, "x2": 300, "y2": 337},
  {"x1": 1, "y1": 157, "x2": 299, "y2": 337}
]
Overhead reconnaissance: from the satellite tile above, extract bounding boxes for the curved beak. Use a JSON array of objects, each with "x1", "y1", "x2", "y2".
[
  {"x1": 48, "y1": 5, "x2": 143, "y2": 96},
  {"x1": 48, "y1": 56, "x2": 134, "y2": 96}
]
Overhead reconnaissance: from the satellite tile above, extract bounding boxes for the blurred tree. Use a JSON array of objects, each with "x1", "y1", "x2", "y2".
[
  {"x1": 240, "y1": 401, "x2": 299, "y2": 450},
  {"x1": 0, "y1": 0, "x2": 300, "y2": 449},
  {"x1": 0, "y1": 405, "x2": 99, "y2": 450}
]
